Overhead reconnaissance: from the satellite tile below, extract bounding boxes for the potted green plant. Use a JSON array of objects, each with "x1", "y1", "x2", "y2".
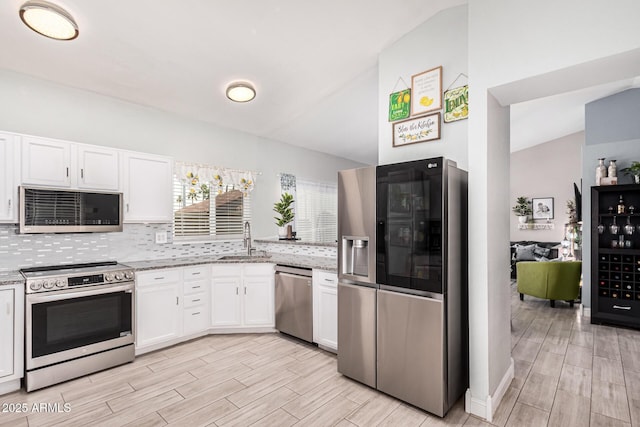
[
  {"x1": 621, "y1": 161, "x2": 640, "y2": 184},
  {"x1": 512, "y1": 196, "x2": 532, "y2": 224},
  {"x1": 273, "y1": 192, "x2": 295, "y2": 238}
]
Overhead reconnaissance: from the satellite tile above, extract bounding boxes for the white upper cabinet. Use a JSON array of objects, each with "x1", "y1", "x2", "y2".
[
  {"x1": 0, "y1": 133, "x2": 18, "y2": 222},
  {"x1": 123, "y1": 151, "x2": 173, "y2": 223},
  {"x1": 21, "y1": 136, "x2": 120, "y2": 191},
  {"x1": 76, "y1": 144, "x2": 120, "y2": 190},
  {"x1": 21, "y1": 136, "x2": 71, "y2": 187}
]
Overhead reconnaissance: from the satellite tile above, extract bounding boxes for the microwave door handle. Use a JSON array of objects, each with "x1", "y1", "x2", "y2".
[{"x1": 27, "y1": 283, "x2": 134, "y2": 303}]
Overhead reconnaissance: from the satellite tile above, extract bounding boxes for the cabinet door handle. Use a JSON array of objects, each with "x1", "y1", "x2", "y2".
[
  {"x1": 192, "y1": 312, "x2": 200, "y2": 316},
  {"x1": 244, "y1": 287, "x2": 247, "y2": 295},
  {"x1": 236, "y1": 287, "x2": 239, "y2": 295},
  {"x1": 126, "y1": 203, "x2": 130, "y2": 212},
  {"x1": 613, "y1": 305, "x2": 631, "y2": 311},
  {"x1": 192, "y1": 272, "x2": 201, "y2": 276},
  {"x1": 192, "y1": 299, "x2": 200, "y2": 303},
  {"x1": 6, "y1": 302, "x2": 10, "y2": 316},
  {"x1": 66, "y1": 167, "x2": 69, "y2": 177},
  {"x1": 81, "y1": 168, "x2": 84, "y2": 179},
  {"x1": 154, "y1": 277, "x2": 165, "y2": 280},
  {"x1": 7, "y1": 199, "x2": 10, "y2": 213},
  {"x1": 192, "y1": 285, "x2": 201, "y2": 289},
  {"x1": 176, "y1": 297, "x2": 179, "y2": 305}
]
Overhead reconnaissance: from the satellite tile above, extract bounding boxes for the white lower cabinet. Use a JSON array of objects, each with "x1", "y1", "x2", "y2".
[
  {"x1": 313, "y1": 270, "x2": 338, "y2": 352},
  {"x1": 0, "y1": 284, "x2": 24, "y2": 395},
  {"x1": 211, "y1": 263, "x2": 274, "y2": 330},
  {"x1": 183, "y1": 265, "x2": 210, "y2": 335},
  {"x1": 135, "y1": 269, "x2": 183, "y2": 352}
]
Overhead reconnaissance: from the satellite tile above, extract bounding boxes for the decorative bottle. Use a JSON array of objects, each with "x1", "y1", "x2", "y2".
[
  {"x1": 595, "y1": 158, "x2": 606, "y2": 185},
  {"x1": 617, "y1": 195, "x2": 625, "y2": 214},
  {"x1": 608, "y1": 159, "x2": 617, "y2": 178}
]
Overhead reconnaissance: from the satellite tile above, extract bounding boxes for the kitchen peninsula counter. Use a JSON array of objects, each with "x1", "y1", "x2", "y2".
[{"x1": 125, "y1": 252, "x2": 336, "y2": 273}]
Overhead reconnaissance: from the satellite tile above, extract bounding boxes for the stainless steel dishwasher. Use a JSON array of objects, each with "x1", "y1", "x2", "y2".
[{"x1": 275, "y1": 265, "x2": 313, "y2": 342}]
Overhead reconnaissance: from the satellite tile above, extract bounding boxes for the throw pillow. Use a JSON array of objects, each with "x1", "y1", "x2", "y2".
[
  {"x1": 533, "y1": 245, "x2": 551, "y2": 259},
  {"x1": 515, "y1": 244, "x2": 536, "y2": 261}
]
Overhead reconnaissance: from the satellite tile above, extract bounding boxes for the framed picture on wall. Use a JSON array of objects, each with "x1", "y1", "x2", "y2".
[
  {"x1": 532, "y1": 197, "x2": 554, "y2": 220},
  {"x1": 410, "y1": 66, "x2": 443, "y2": 116},
  {"x1": 392, "y1": 112, "x2": 441, "y2": 147}
]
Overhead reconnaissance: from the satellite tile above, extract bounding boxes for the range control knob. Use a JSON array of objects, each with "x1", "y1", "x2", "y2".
[
  {"x1": 105, "y1": 273, "x2": 114, "y2": 282},
  {"x1": 43, "y1": 281, "x2": 54, "y2": 289},
  {"x1": 30, "y1": 281, "x2": 42, "y2": 291},
  {"x1": 55, "y1": 280, "x2": 65, "y2": 288},
  {"x1": 114, "y1": 273, "x2": 123, "y2": 281},
  {"x1": 124, "y1": 271, "x2": 134, "y2": 280}
]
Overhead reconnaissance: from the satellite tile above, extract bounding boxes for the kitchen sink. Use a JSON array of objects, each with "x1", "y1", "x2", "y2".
[{"x1": 217, "y1": 254, "x2": 272, "y2": 261}]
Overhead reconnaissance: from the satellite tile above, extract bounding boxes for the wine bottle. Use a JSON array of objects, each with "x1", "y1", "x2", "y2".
[{"x1": 617, "y1": 195, "x2": 625, "y2": 214}]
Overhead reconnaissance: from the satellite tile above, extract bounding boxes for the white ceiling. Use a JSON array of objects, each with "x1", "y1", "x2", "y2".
[{"x1": 0, "y1": 1, "x2": 633, "y2": 164}]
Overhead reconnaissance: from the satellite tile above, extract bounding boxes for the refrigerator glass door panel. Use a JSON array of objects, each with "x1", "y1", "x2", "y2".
[
  {"x1": 376, "y1": 289, "x2": 445, "y2": 416},
  {"x1": 337, "y1": 282, "x2": 376, "y2": 388},
  {"x1": 377, "y1": 159, "x2": 443, "y2": 294}
]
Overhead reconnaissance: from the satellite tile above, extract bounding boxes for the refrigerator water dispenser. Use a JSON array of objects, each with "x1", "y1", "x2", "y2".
[{"x1": 342, "y1": 236, "x2": 369, "y2": 277}]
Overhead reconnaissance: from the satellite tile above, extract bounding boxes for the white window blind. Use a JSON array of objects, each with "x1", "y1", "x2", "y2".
[
  {"x1": 173, "y1": 177, "x2": 251, "y2": 240},
  {"x1": 295, "y1": 179, "x2": 337, "y2": 243}
]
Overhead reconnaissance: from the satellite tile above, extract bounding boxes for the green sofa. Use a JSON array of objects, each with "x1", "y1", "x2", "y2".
[{"x1": 516, "y1": 261, "x2": 582, "y2": 307}]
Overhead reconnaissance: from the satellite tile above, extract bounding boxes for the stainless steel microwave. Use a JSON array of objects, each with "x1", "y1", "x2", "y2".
[{"x1": 19, "y1": 186, "x2": 123, "y2": 234}]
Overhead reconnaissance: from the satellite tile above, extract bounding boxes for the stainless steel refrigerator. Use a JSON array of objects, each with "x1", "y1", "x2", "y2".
[
  {"x1": 337, "y1": 166, "x2": 377, "y2": 388},
  {"x1": 337, "y1": 157, "x2": 468, "y2": 418}
]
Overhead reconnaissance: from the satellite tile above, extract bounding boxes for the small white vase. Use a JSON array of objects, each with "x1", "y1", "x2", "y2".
[
  {"x1": 517, "y1": 215, "x2": 528, "y2": 224},
  {"x1": 595, "y1": 158, "x2": 606, "y2": 185},
  {"x1": 277, "y1": 226, "x2": 287, "y2": 238}
]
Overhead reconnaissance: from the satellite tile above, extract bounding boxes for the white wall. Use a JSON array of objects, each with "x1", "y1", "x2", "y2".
[
  {"x1": 378, "y1": 5, "x2": 468, "y2": 168},
  {"x1": 510, "y1": 132, "x2": 584, "y2": 242},
  {"x1": 466, "y1": 0, "x2": 640, "y2": 420},
  {"x1": 0, "y1": 70, "x2": 365, "y2": 239}
]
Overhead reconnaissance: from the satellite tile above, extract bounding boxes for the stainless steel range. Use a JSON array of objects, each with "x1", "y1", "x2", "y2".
[{"x1": 21, "y1": 261, "x2": 135, "y2": 392}]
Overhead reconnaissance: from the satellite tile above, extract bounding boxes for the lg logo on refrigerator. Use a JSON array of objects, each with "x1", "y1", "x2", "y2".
[{"x1": 427, "y1": 163, "x2": 438, "y2": 169}]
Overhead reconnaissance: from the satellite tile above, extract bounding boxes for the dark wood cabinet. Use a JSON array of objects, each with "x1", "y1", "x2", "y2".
[{"x1": 591, "y1": 184, "x2": 640, "y2": 328}]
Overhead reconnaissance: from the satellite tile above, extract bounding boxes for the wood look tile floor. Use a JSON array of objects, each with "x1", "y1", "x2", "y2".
[{"x1": 1, "y1": 282, "x2": 639, "y2": 426}]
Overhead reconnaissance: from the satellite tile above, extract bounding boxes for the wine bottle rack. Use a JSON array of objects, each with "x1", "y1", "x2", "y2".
[{"x1": 592, "y1": 184, "x2": 640, "y2": 329}]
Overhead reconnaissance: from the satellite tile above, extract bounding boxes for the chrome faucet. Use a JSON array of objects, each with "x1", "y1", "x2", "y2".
[{"x1": 243, "y1": 221, "x2": 253, "y2": 255}]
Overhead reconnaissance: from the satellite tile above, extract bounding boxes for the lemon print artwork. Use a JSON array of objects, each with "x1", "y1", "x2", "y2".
[
  {"x1": 420, "y1": 96, "x2": 434, "y2": 107},
  {"x1": 403, "y1": 93, "x2": 411, "y2": 103}
]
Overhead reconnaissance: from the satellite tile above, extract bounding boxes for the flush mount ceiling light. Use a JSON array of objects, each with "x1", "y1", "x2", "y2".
[
  {"x1": 226, "y1": 82, "x2": 256, "y2": 103},
  {"x1": 19, "y1": 0, "x2": 78, "y2": 41}
]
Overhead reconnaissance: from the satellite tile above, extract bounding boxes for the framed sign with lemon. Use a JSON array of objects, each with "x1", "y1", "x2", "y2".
[
  {"x1": 388, "y1": 89, "x2": 411, "y2": 121},
  {"x1": 392, "y1": 112, "x2": 441, "y2": 147},
  {"x1": 444, "y1": 85, "x2": 468, "y2": 122},
  {"x1": 410, "y1": 66, "x2": 442, "y2": 116}
]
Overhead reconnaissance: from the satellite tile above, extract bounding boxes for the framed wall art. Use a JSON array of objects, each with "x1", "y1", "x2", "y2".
[
  {"x1": 388, "y1": 89, "x2": 411, "y2": 122},
  {"x1": 410, "y1": 66, "x2": 442, "y2": 116},
  {"x1": 392, "y1": 112, "x2": 441, "y2": 147},
  {"x1": 532, "y1": 197, "x2": 554, "y2": 220},
  {"x1": 443, "y1": 85, "x2": 468, "y2": 123}
]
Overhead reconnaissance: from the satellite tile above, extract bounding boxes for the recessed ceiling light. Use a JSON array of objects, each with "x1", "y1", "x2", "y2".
[
  {"x1": 19, "y1": 1, "x2": 78, "y2": 41},
  {"x1": 226, "y1": 82, "x2": 256, "y2": 103}
]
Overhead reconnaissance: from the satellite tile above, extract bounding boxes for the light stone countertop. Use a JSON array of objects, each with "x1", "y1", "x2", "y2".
[
  {"x1": 1, "y1": 253, "x2": 337, "y2": 286},
  {"x1": 254, "y1": 239, "x2": 337, "y2": 248},
  {"x1": 0, "y1": 271, "x2": 26, "y2": 286},
  {"x1": 125, "y1": 252, "x2": 337, "y2": 273}
]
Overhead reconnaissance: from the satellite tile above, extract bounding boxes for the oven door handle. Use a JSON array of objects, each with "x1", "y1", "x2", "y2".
[{"x1": 27, "y1": 283, "x2": 134, "y2": 303}]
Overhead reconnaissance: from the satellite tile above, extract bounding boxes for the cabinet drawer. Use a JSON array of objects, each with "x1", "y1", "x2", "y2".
[
  {"x1": 244, "y1": 263, "x2": 274, "y2": 277},
  {"x1": 316, "y1": 270, "x2": 337, "y2": 287},
  {"x1": 183, "y1": 292, "x2": 207, "y2": 309},
  {"x1": 183, "y1": 306, "x2": 208, "y2": 335},
  {"x1": 184, "y1": 278, "x2": 208, "y2": 295},
  {"x1": 184, "y1": 265, "x2": 210, "y2": 280},
  {"x1": 136, "y1": 269, "x2": 181, "y2": 286},
  {"x1": 597, "y1": 297, "x2": 640, "y2": 318}
]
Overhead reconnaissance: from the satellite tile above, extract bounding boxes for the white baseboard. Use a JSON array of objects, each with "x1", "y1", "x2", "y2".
[
  {"x1": 0, "y1": 379, "x2": 21, "y2": 396},
  {"x1": 581, "y1": 304, "x2": 591, "y2": 318},
  {"x1": 465, "y1": 358, "x2": 515, "y2": 422}
]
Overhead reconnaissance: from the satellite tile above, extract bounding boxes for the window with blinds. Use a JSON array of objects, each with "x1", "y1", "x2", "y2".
[
  {"x1": 173, "y1": 177, "x2": 251, "y2": 240},
  {"x1": 295, "y1": 179, "x2": 337, "y2": 243}
]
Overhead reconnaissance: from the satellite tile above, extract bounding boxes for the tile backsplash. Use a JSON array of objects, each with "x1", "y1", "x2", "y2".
[{"x1": 0, "y1": 224, "x2": 335, "y2": 272}]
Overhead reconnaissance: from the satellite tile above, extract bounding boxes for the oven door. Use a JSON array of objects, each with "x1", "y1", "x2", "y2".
[{"x1": 26, "y1": 282, "x2": 134, "y2": 370}]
